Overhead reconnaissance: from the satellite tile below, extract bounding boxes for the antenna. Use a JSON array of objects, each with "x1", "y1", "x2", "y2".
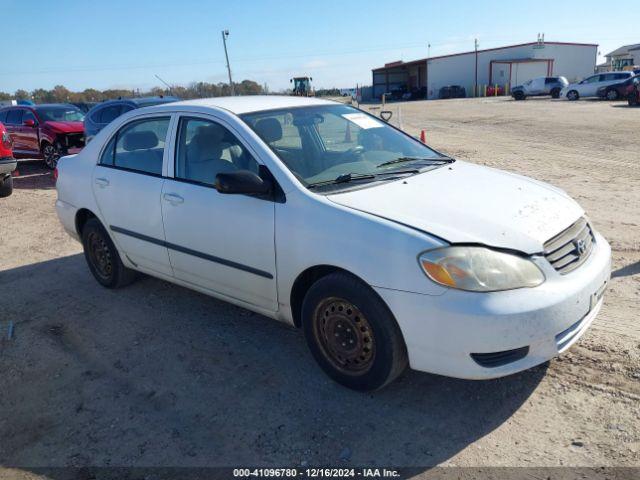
[{"x1": 155, "y1": 74, "x2": 174, "y2": 95}]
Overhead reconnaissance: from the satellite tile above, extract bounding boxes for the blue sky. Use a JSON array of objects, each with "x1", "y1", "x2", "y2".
[{"x1": 2, "y1": 0, "x2": 639, "y2": 93}]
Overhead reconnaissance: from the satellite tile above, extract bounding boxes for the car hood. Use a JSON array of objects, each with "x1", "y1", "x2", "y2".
[
  {"x1": 43, "y1": 121, "x2": 84, "y2": 133},
  {"x1": 328, "y1": 161, "x2": 584, "y2": 254}
]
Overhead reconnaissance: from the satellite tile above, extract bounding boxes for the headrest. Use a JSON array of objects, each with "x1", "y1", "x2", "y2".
[
  {"x1": 254, "y1": 118, "x2": 282, "y2": 143},
  {"x1": 123, "y1": 131, "x2": 158, "y2": 151},
  {"x1": 195, "y1": 124, "x2": 226, "y2": 143}
]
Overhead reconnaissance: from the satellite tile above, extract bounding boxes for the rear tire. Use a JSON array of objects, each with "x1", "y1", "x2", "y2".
[
  {"x1": 629, "y1": 90, "x2": 639, "y2": 106},
  {"x1": 81, "y1": 218, "x2": 137, "y2": 288},
  {"x1": 606, "y1": 89, "x2": 619, "y2": 101},
  {"x1": 0, "y1": 174, "x2": 13, "y2": 198},
  {"x1": 567, "y1": 90, "x2": 579, "y2": 101},
  {"x1": 301, "y1": 272, "x2": 408, "y2": 391}
]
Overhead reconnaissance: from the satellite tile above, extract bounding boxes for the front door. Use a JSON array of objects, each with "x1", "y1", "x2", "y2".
[
  {"x1": 22, "y1": 110, "x2": 40, "y2": 154},
  {"x1": 92, "y1": 115, "x2": 174, "y2": 277},
  {"x1": 161, "y1": 115, "x2": 277, "y2": 311}
]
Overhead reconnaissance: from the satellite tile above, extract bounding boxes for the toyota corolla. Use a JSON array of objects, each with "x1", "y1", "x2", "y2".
[{"x1": 54, "y1": 96, "x2": 611, "y2": 390}]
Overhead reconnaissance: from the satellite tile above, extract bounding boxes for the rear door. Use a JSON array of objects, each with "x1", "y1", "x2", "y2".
[
  {"x1": 92, "y1": 114, "x2": 174, "y2": 277},
  {"x1": 4, "y1": 109, "x2": 24, "y2": 151}
]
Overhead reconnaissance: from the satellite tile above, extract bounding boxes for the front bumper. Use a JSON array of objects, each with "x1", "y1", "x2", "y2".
[
  {"x1": 0, "y1": 156, "x2": 17, "y2": 175},
  {"x1": 375, "y1": 231, "x2": 611, "y2": 380}
]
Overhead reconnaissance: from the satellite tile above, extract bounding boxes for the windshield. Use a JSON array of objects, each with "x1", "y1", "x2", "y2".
[
  {"x1": 35, "y1": 106, "x2": 85, "y2": 122},
  {"x1": 241, "y1": 104, "x2": 446, "y2": 188}
]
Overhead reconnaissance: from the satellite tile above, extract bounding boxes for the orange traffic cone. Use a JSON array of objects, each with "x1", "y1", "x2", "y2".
[
  {"x1": 420, "y1": 130, "x2": 426, "y2": 143},
  {"x1": 344, "y1": 122, "x2": 352, "y2": 143}
]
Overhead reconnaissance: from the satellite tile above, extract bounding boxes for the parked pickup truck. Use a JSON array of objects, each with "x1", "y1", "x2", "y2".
[
  {"x1": 511, "y1": 77, "x2": 568, "y2": 100},
  {"x1": 0, "y1": 121, "x2": 16, "y2": 197},
  {"x1": 0, "y1": 104, "x2": 85, "y2": 169}
]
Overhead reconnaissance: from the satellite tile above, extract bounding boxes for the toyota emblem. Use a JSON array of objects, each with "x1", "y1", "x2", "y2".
[{"x1": 574, "y1": 239, "x2": 587, "y2": 255}]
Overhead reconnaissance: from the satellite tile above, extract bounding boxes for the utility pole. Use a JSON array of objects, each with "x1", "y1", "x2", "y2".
[
  {"x1": 474, "y1": 38, "x2": 479, "y2": 98},
  {"x1": 222, "y1": 30, "x2": 234, "y2": 96}
]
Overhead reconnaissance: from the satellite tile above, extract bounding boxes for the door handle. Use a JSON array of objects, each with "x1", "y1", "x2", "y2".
[
  {"x1": 95, "y1": 177, "x2": 110, "y2": 188},
  {"x1": 163, "y1": 193, "x2": 184, "y2": 205}
]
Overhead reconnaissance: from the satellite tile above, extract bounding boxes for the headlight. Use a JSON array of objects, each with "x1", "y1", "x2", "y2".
[{"x1": 419, "y1": 246, "x2": 545, "y2": 292}]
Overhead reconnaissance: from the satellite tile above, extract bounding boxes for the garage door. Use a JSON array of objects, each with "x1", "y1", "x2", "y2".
[{"x1": 511, "y1": 62, "x2": 549, "y2": 87}]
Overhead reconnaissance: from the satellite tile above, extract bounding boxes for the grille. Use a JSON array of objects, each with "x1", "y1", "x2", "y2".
[
  {"x1": 470, "y1": 346, "x2": 529, "y2": 368},
  {"x1": 543, "y1": 217, "x2": 594, "y2": 274},
  {"x1": 64, "y1": 133, "x2": 85, "y2": 149}
]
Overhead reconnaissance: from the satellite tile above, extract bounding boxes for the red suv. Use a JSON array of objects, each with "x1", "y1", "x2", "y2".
[
  {"x1": 0, "y1": 104, "x2": 85, "y2": 169},
  {"x1": 0, "y1": 122, "x2": 16, "y2": 197}
]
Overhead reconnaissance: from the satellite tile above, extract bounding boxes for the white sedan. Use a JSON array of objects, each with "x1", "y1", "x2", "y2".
[{"x1": 55, "y1": 96, "x2": 610, "y2": 390}]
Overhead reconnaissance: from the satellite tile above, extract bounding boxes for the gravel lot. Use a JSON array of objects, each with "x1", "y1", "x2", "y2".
[{"x1": 0, "y1": 97, "x2": 638, "y2": 476}]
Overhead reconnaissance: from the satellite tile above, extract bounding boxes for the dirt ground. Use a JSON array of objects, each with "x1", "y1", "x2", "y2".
[{"x1": 0, "y1": 97, "x2": 638, "y2": 476}]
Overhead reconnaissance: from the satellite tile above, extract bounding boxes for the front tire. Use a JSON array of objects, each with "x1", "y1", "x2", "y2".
[
  {"x1": 301, "y1": 272, "x2": 408, "y2": 391},
  {"x1": 567, "y1": 90, "x2": 579, "y2": 101},
  {"x1": 0, "y1": 174, "x2": 13, "y2": 198},
  {"x1": 629, "y1": 90, "x2": 639, "y2": 106},
  {"x1": 551, "y1": 88, "x2": 561, "y2": 99},
  {"x1": 513, "y1": 91, "x2": 525, "y2": 101},
  {"x1": 41, "y1": 141, "x2": 63, "y2": 169},
  {"x1": 82, "y1": 218, "x2": 137, "y2": 288}
]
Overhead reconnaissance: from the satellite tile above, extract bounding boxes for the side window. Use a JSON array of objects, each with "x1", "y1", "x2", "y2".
[
  {"x1": 99, "y1": 135, "x2": 116, "y2": 166},
  {"x1": 6, "y1": 109, "x2": 23, "y2": 125},
  {"x1": 23, "y1": 110, "x2": 36, "y2": 123},
  {"x1": 120, "y1": 105, "x2": 135, "y2": 114},
  {"x1": 98, "y1": 105, "x2": 122, "y2": 124},
  {"x1": 175, "y1": 117, "x2": 259, "y2": 186},
  {"x1": 0, "y1": 111, "x2": 7, "y2": 123},
  {"x1": 112, "y1": 117, "x2": 170, "y2": 176}
]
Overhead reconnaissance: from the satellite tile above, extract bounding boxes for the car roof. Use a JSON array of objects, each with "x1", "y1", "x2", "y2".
[
  {"x1": 167, "y1": 95, "x2": 338, "y2": 115},
  {"x1": 95, "y1": 96, "x2": 180, "y2": 107}
]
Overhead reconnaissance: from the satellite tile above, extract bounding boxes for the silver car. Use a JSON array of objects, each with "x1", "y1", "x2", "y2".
[{"x1": 511, "y1": 76, "x2": 568, "y2": 100}]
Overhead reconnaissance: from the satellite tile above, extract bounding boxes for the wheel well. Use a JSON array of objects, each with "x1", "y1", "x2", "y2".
[
  {"x1": 75, "y1": 208, "x2": 97, "y2": 237},
  {"x1": 290, "y1": 265, "x2": 357, "y2": 328}
]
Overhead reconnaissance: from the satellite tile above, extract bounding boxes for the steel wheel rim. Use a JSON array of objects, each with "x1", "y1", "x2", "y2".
[
  {"x1": 87, "y1": 231, "x2": 113, "y2": 280},
  {"x1": 313, "y1": 297, "x2": 376, "y2": 375},
  {"x1": 43, "y1": 145, "x2": 60, "y2": 168}
]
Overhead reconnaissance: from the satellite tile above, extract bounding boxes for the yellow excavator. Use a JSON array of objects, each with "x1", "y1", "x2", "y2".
[{"x1": 290, "y1": 77, "x2": 314, "y2": 96}]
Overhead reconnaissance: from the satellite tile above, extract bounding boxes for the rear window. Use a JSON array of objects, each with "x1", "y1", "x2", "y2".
[{"x1": 97, "y1": 105, "x2": 122, "y2": 124}]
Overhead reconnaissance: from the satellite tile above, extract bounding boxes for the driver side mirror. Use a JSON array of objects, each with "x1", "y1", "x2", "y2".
[
  {"x1": 215, "y1": 170, "x2": 272, "y2": 196},
  {"x1": 23, "y1": 119, "x2": 36, "y2": 127}
]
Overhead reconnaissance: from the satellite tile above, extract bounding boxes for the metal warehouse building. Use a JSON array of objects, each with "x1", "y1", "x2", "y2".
[{"x1": 372, "y1": 40, "x2": 598, "y2": 99}]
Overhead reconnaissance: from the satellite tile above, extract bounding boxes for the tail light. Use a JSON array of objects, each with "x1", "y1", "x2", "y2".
[
  {"x1": 1, "y1": 131, "x2": 12, "y2": 149},
  {"x1": 53, "y1": 167, "x2": 59, "y2": 182}
]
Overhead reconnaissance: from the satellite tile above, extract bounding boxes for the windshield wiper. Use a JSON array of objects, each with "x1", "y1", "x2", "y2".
[
  {"x1": 307, "y1": 172, "x2": 376, "y2": 189},
  {"x1": 376, "y1": 156, "x2": 454, "y2": 168}
]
